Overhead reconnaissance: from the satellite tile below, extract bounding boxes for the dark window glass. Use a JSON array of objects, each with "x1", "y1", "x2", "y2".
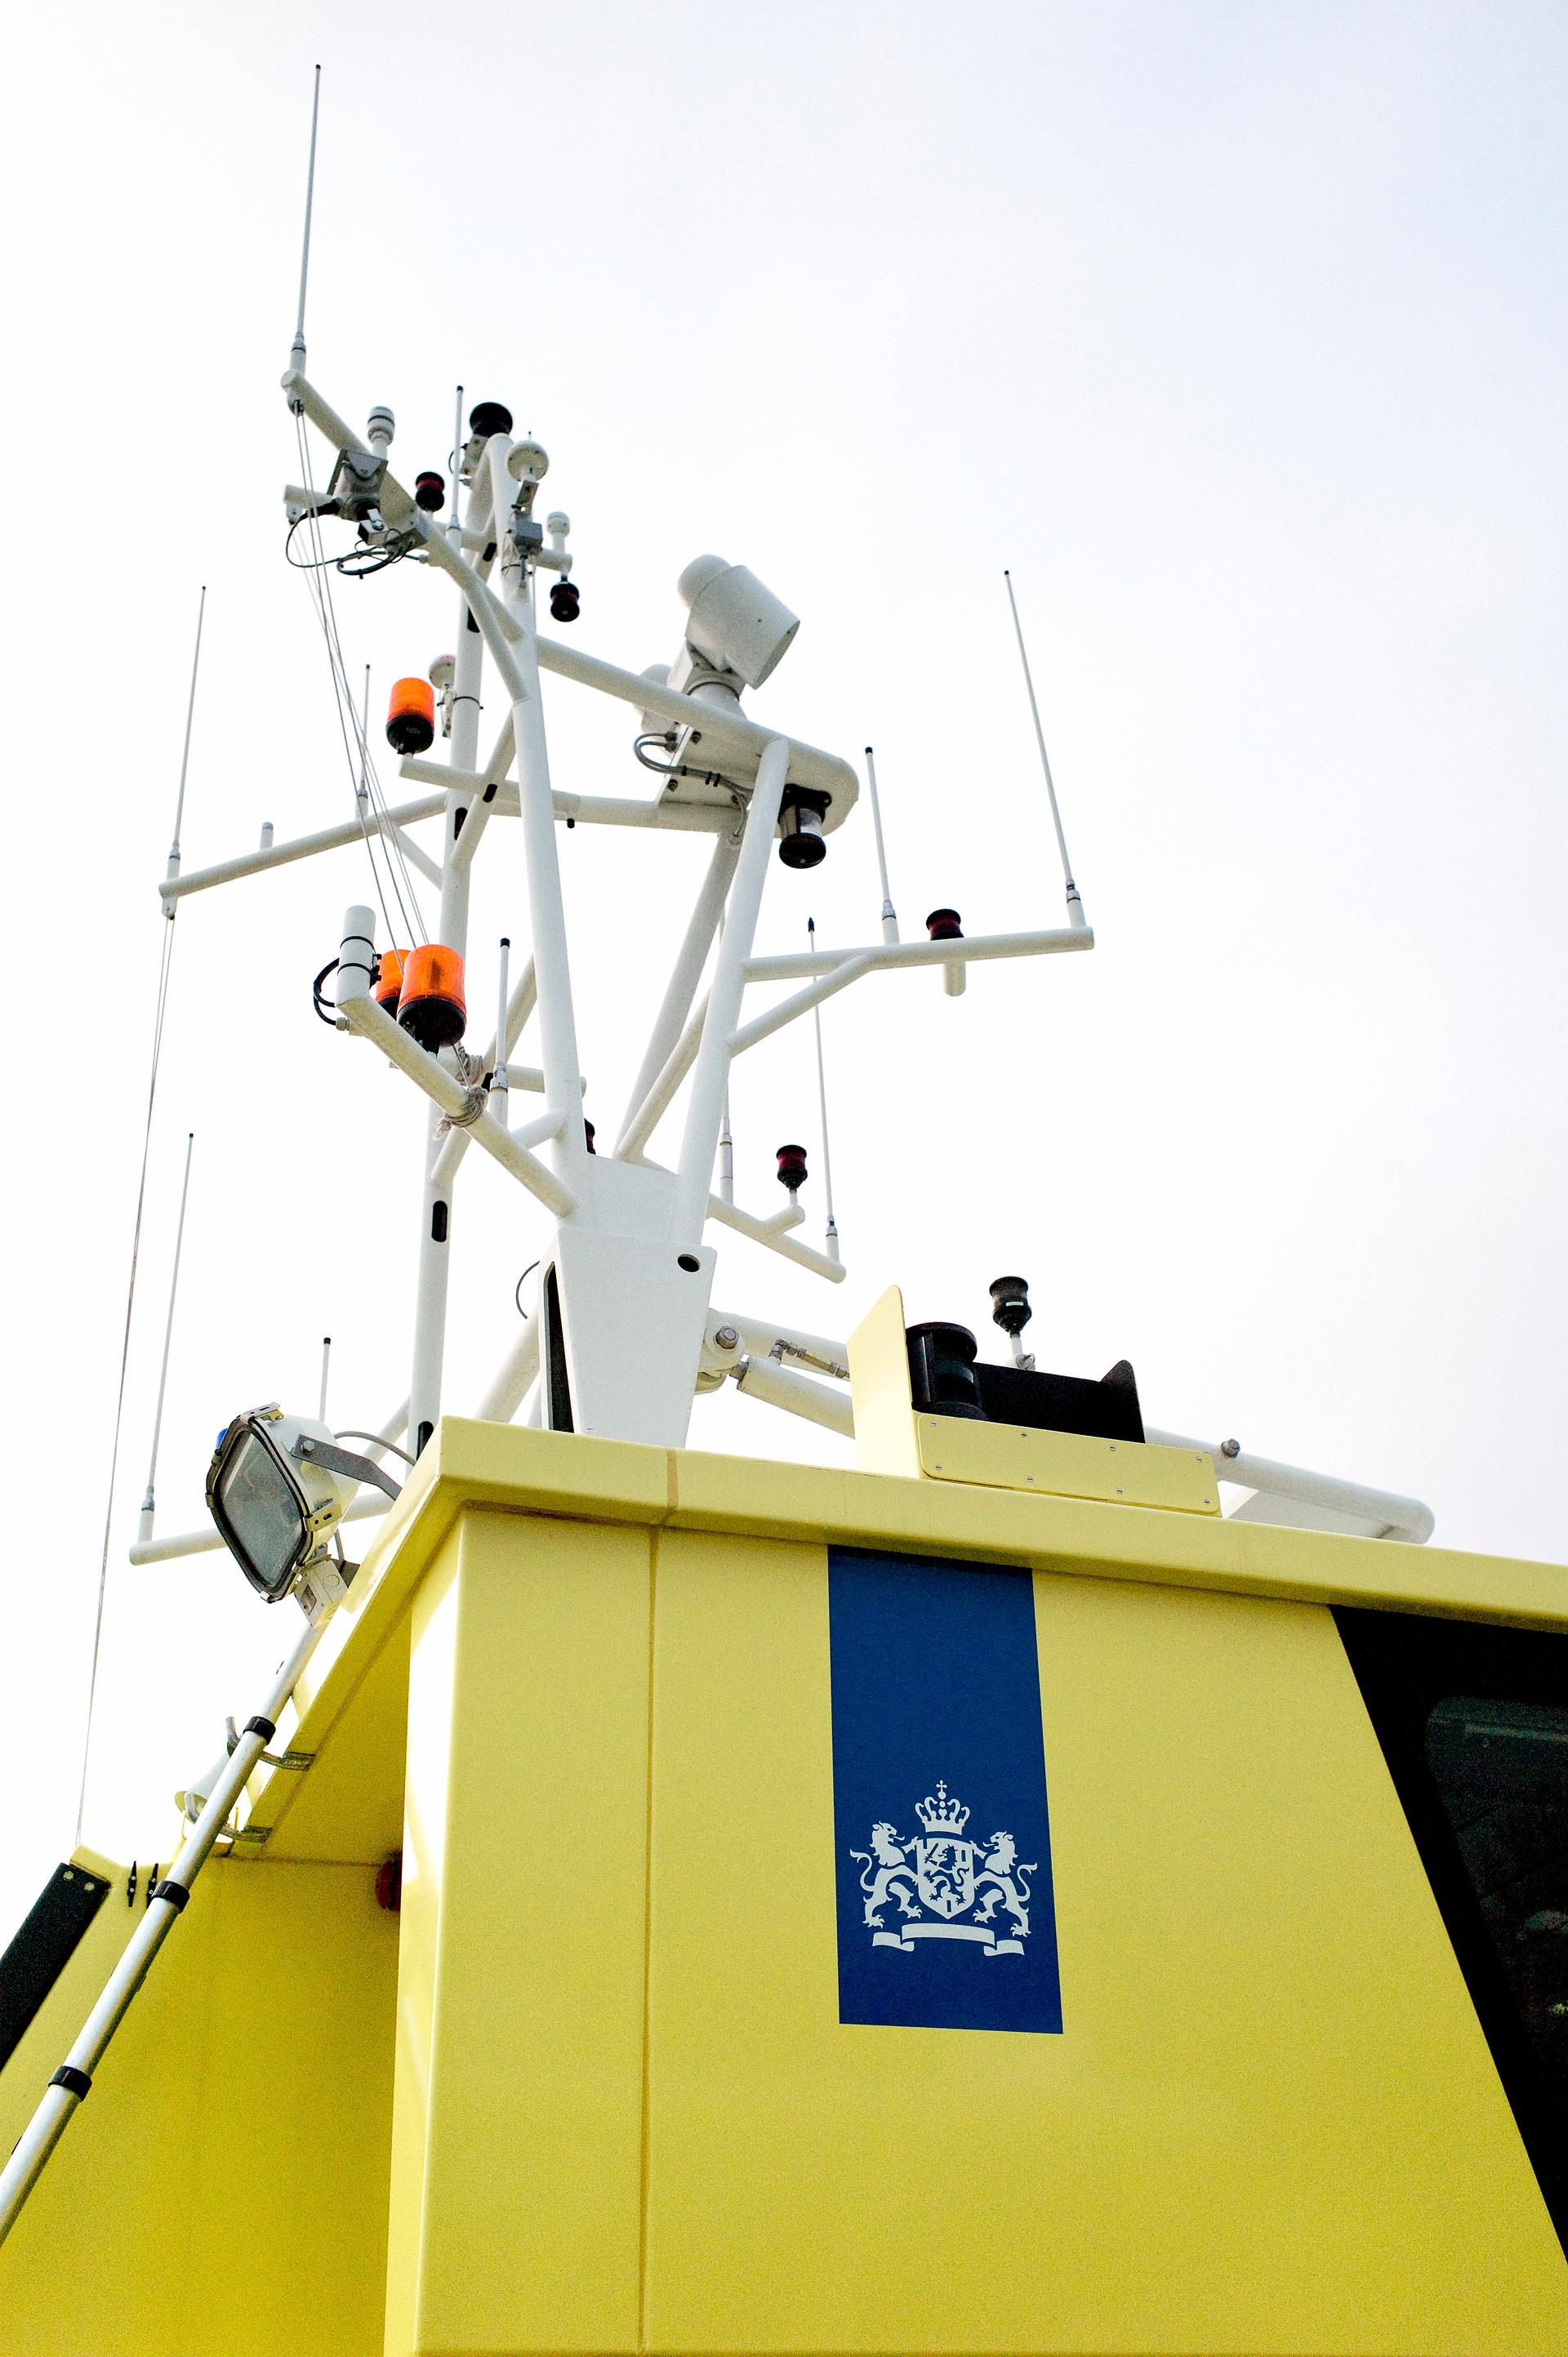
[
  {"x1": 1335, "y1": 1608, "x2": 1568, "y2": 2253},
  {"x1": 1423, "y1": 1697, "x2": 1568, "y2": 2103}
]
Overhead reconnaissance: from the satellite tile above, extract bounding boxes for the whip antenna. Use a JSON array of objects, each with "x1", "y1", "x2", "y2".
[
  {"x1": 808, "y1": 919, "x2": 840, "y2": 1259},
  {"x1": 1003, "y1": 570, "x2": 1081, "y2": 916},
  {"x1": 137, "y1": 1132, "x2": 195, "y2": 1546},
  {"x1": 289, "y1": 65, "x2": 322, "y2": 390},
  {"x1": 862, "y1": 747, "x2": 899, "y2": 944},
  {"x1": 166, "y1": 586, "x2": 206, "y2": 884},
  {"x1": 318, "y1": 1335, "x2": 332, "y2": 1423}
]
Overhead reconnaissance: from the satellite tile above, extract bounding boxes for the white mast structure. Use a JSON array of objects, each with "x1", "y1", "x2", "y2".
[
  {"x1": 122, "y1": 87, "x2": 1429, "y2": 1561},
  {"x1": 152, "y1": 368, "x2": 1092, "y2": 1472}
]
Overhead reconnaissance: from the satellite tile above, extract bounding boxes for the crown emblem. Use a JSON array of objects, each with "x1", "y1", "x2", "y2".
[{"x1": 915, "y1": 1780, "x2": 970, "y2": 1836}]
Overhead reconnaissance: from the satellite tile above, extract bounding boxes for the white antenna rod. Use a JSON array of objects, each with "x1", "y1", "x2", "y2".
[
  {"x1": 289, "y1": 65, "x2": 322, "y2": 383},
  {"x1": 166, "y1": 586, "x2": 206, "y2": 884},
  {"x1": 492, "y1": 938, "x2": 510, "y2": 1116},
  {"x1": 1003, "y1": 570, "x2": 1080, "y2": 914},
  {"x1": 451, "y1": 384, "x2": 465, "y2": 530},
  {"x1": 137, "y1": 1132, "x2": 194, "y2": 1544},
  {"x1": 862, "y1": 746, "x2": 899, "y2": 944},
  {"x1": 719, "y1": 1090, "x2": 734, "y2": 1204},
  {"x1": 318, "y1": 1335, "x2": 332, "y2": 1423},
  {"x1": 808, "y1": 919, "x2": 840, "y2": 1259}
]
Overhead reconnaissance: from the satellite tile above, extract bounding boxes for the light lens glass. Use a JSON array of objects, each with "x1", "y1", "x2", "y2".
[{"x1": 212, "y1": 1426, "x2": 307, "y2": 1600}]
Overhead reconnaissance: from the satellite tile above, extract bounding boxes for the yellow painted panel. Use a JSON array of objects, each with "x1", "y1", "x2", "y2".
[
  {"x1": 386, "y1": 1510, "x2": 651, "y2": 2356},
  {"x1": 642, "y1": 1530, "x2": 1568, "y2": 2355},
  {"x1": 263, "y1": 1606, "x2": 409, "y2": 1863},
  {"x1": 916, "y1": 1411, "x2": 1220, "y2": 1512},
  {"x1": 847, "y1": 1283, "x2": 920, "y2": 1477},
  {"x1": 0, "y1": 1857, "x2": 398, "y2": 2356}
]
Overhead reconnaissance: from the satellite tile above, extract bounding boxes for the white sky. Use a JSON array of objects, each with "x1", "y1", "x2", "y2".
[{"x1": 0, "y1": 2, "x2": 1564, "y2": 1938}]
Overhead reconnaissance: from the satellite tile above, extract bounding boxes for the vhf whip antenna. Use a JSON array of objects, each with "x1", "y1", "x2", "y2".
[
  {"x1": 862, "y1": 747, "x2": 899, "y2": 943},
  {"x1": 138, "y1": 1132, "x2": 195, "y2": 1546},
  {"x1": 288, "y1": 65, "x2": 322, "y2": 394},
  {"x1": 166, "y1": 585, "x2": 206, "y2": 887},
  {"x1": 1003, "y1": 570, "x2": 1081, "y2": 918},
  {"x1": 808, "y1": 918, "x2": 840, "y2": 1260}
]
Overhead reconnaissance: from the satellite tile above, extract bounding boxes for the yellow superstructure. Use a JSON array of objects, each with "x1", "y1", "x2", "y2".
[{"x1": 2, "y1": 1401, "x2": 1566, "y2": 2356}]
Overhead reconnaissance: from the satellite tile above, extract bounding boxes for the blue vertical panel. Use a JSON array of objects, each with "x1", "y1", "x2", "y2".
[{"x1": 829, "y1": 1547, "x2": 1062, "y2": 2033}]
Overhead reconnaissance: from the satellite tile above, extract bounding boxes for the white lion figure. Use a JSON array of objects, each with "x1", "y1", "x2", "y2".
[
  {"x1": 972, "y1": 1829, "x2": 1036, "y2": 1936},
  {"x1": 851, "y1": 1822, "x2": 922, "y2": 1927}
]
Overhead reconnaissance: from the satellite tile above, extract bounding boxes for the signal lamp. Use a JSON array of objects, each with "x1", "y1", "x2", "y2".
[
  {"x1": 468, "y1": 400, "x2": 513, "y2": 441},
  {"x1": 398, "y1": 944, "x2": 466, "y2": 1051},
  {"x1": 906, "y1": 1321, "x2": 986, "y2": 1420},
  {"x1": 414, "y1": 470, "x2": 446, "y2": 513},
  {"x1": 676, "y1": 554, "x2": 800, "y2": 689},
  {"x1": 549, "y1": 579, "x2": 581, "y2": 623},
  {"x1": 777, "y1": 1143, "x2": 808, "y2": 1192},
  {"x1": 989, "y1": 1274, "x2": 1032, "y2": 1339},
  {"x1": 926, "y1": 907, "x2": 963, "y2": 941},
  {"x1": 777, "y1": 786, "x2": 830, "y2": 869},
  {"x1": 374, "y1": 947, "x2": 410, "y2": 1017},
  {"x1": 386, "y1": 677, "x2": 436, "y2": 755},
  {"x1": 206, "y1": 1406, "x2": 402, "y2": 1610}
]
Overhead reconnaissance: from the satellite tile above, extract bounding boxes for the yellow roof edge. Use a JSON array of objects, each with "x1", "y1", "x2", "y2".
[{"x1": 237, "y1": 1416, "x2": 1568, "y2": 1847}]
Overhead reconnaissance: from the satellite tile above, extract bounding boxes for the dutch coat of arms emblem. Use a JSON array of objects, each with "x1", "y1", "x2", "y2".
[{"x1": 849, "y1": 1780, "x2": 1036, "y2": 1957}]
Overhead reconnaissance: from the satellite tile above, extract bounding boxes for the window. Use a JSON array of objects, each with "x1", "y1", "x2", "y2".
[{"x1": 1336, "y1": 1608, "x2": 1568, "y2": 2252}]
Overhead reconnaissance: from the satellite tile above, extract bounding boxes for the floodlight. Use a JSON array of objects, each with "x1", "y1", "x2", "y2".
[
  {"x1": 676, "y1": 555, "x2": 800, "y2": 690},
  {"x1": 206, "y1": 1404, "x2": 399, "y2": 1607}
]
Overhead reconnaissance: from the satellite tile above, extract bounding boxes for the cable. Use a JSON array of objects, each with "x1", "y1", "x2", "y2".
[
  {"x1": 76, "y1": 911, "x2": 178, "y2": 1845},
  {"x1": 292, "y1": 412, "x2": 428, "y2": 948},
  {"x1": 332, "y1": 1430, "x2": 417, "y2": 1467},
  {"x1": 311, "y1": 957, "x2": 341, "y2": 1026},
  {"x1": 514, "y1": 1259, "x2": 541, "y2": 1319}
]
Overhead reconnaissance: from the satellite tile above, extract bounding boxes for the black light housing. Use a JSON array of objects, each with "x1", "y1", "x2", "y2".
[
  {"x1": 777, "y1": 1142, "x2": 808, "y2": 1192},
  {"x1": 550, "y1": 579, "x2": 581, "y2": 623},
  {"x1": 468, "y1": 400, "x2": 513, "y2": 441},
  {"x1": 777, "y1": 786, "x2": 830, "y2": 869},
  {"x1": 989, "y1": 1274, "x2": 1031, "y2": 1339},
  {"x1": 414, "y1": 470, "x2": 446, "y2": 513},
  {"x1": 926, "y1": 907, "x2": 963, "y2": 940},
  {"x1": 906, "y1": 1321, "x2": 986, "y2": 1419}
]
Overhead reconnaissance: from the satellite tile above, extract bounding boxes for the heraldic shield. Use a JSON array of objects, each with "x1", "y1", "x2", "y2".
[{"x1": 829, "y1": 1548, "x2": 1063, "y2": 2034}]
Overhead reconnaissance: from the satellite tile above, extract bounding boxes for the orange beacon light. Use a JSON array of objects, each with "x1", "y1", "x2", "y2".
[
  {"x1": 397, "y1": 945, "x2": 466, "y2": 1052},
  {"x1": 385, "y1": 676, "x2": 436, "y2": 755}
]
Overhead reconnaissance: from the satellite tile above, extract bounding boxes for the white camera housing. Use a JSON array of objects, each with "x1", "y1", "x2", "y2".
[{"x1": 676, "y1": 555, "x2": 800, "y2": 690}]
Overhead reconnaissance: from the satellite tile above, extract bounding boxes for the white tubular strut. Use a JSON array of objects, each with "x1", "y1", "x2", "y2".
[
  {"x1": 0, "y1": 1615, "x2": 327, "y2": 2249},
  {"x1": 670, "y1": 737, "x2": 790, "y2": 1242}
]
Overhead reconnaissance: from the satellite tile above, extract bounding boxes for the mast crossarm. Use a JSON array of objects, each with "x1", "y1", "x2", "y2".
[
  {"x1": 336, "y1": 981, "x2": 576, "y2": 1219},
  {"x1": 158, "y1": 792, "x2": 447, "y2": 903},
  {"x1": 744, "y1": 922, "x2": 1094, "y2": 984},
  {"x1": 398, "y1": 759, "x2": 737, "y2": 835},
  {"x1": 706, "y1": 1192, "x2": 845, "y2": 1281}
]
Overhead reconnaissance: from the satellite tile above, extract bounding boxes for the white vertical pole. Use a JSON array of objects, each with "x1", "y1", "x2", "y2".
[
  {"x1": 862, "y1": 746, "x2": 898, "y2": 944},
  {"x1": 137, "y1": 1131, "x2": 194, "y2": 1544},
  {"x1": 808, "y1": 918, "x2": 840, "y2": 1260},
  {"x1": 615, "y1": 828, "x2": 740, "y2": 1153},
  {"x1": 487, "y1": 434, "x2": 586, "y2": 1184},
  {"x1": 408, "y1": 426, "x2": 488, "y2": 1455},
  {"x1": 492, "y1": 937, "x2": 510, "y2": 1119},
  {"x1": 288, "y1": 66, "x2": 322, "y2": 386},
  {"x1": 318, "y1": 1335, "x2": 332, "y2": 1423},
  {"x1": 670, "y1": 737, "x2": 789, "y2": 1242}
]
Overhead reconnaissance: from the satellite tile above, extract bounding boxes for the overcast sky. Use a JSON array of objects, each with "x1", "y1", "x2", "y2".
[{"x1": 0, "y1": 2, "x2": 1563, "y2": 1935}]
